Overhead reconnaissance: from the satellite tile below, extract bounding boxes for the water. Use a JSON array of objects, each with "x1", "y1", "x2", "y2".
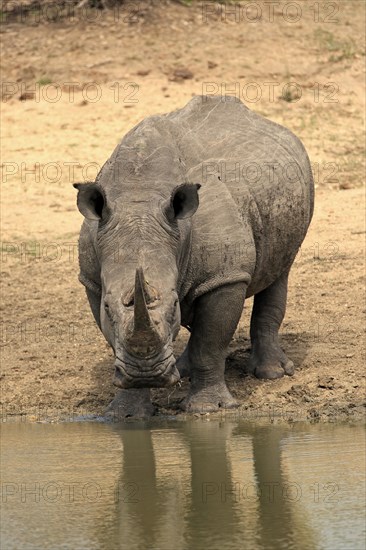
[{"x1": 1, "y1": 419, "x2": 365, "y2": 550}]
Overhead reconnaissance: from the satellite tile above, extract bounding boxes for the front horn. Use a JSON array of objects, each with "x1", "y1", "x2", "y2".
[{"x1": 128, "y1": 267, "x2": 163, "y2": 356}]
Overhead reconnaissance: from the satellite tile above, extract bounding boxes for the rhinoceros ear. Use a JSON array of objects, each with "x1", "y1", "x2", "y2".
[
  {"x1": 166, "y1": 183, "x2": 201, "y2": 221},
  {"x1": 73, "y1": 182, "x2": 108, "y2": 221}
]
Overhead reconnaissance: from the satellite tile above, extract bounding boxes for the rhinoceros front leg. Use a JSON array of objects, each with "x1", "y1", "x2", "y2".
[
  {"x1": 180, "y1": 282, "x2": 247, "y2": 413},
  {"x1": 248, "y1": 269, "x2": 295, "y2": 379}
]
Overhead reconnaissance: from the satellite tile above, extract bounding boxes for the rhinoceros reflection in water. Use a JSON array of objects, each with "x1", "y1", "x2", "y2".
[
  {"x1": 3, "y1": 422, "x2": 364, "y2": 549},
  {"x1": 111, "y1": 421, "x2": 319, "y2": 550}
]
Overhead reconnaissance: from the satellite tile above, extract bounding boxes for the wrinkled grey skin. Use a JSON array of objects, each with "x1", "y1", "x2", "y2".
[{"x1": 74, "y1": 96, "x2": 314, "y2": 417}]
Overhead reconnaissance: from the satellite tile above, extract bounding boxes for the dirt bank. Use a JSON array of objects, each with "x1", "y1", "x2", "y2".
[{"x1": 1, "y1": 0, "x2": 365, "y2": 422}]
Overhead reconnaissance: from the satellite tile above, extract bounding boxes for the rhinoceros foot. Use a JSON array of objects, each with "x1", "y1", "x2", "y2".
[
  {"x1": 105, "y1": 388, "x2": 155, "y2": 419},
  {"x1": 180, "y1": 382, "x2": 239, "y2": 413},
  {"x1": 247, "y1": 347, "x2": 295, "y2": 380}
]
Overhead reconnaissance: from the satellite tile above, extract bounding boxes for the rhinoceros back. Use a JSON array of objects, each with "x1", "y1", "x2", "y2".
[
  {"x1": 165, "y1": 96, "x2": 314, "y2": 298},
  {"x1": 95, "y1": 95, "x2": 313, "y2": 302}
]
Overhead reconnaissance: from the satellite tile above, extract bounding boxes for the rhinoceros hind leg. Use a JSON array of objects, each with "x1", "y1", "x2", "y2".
[
  {"x1": 180, "y1": 282, "x2": 247, "y2": 413},
  {"x1": 248, "y1": 270, "x2": 294, "y2": 380},
  {"x1": 105, "y1": 389, "x2": 155, "y2": 419},
  {"x1": 176, "y1": 346, "x2": 191, "y2": 378},
  {"x1": 247, "y1": 348, "x2": 295, "y2": 379}
]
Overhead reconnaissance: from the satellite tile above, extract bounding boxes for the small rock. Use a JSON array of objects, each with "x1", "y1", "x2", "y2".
[
  {"x1": 287, "y1": 384, "x2": 307, "y2": 398},
  {"x1": 339, "y1": 182, "x2": 353, "y2": 190},
  {"x1": 309, "y1": 407, "x2": 320, "y2": 418},
  {"x1": 170, "y1": 67, "x2": 194, "y2": 82},
  {"x1": 136, "y1": 69, "x2": 150, "y2": 76},
  {"x1": 19, "y1": 92, "x2": 34, "y2": 101},
  {"x1": 208, "y1": 61, "x2": 218, "y2": 69},
  {"x1": 318, "y1": 376, "x2": 335, "y2": 389}
]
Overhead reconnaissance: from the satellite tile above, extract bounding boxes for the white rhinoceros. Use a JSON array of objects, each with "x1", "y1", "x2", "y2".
[{"x1": 74, "y1": 95, "x2": 314, "y2": 416}]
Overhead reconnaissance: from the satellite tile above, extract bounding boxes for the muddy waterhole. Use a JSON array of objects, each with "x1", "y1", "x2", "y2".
[{"x1": 1, "y1": 418, "x2": 365, "y2": 550}]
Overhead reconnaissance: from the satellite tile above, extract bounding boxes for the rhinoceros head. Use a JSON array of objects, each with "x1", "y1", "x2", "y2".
[{"x1": 74, "y1": 180, "x2": 201, "y2": 389}]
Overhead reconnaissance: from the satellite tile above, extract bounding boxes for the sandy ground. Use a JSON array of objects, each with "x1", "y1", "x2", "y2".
[{"x1": 1, "y1": 0, "x2": 365, "y2": 422}]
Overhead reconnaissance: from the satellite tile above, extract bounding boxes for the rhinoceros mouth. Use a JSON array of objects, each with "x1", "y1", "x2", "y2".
[{"x1": 113, "y1": 351, "x2": 180, "y2": 389}]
